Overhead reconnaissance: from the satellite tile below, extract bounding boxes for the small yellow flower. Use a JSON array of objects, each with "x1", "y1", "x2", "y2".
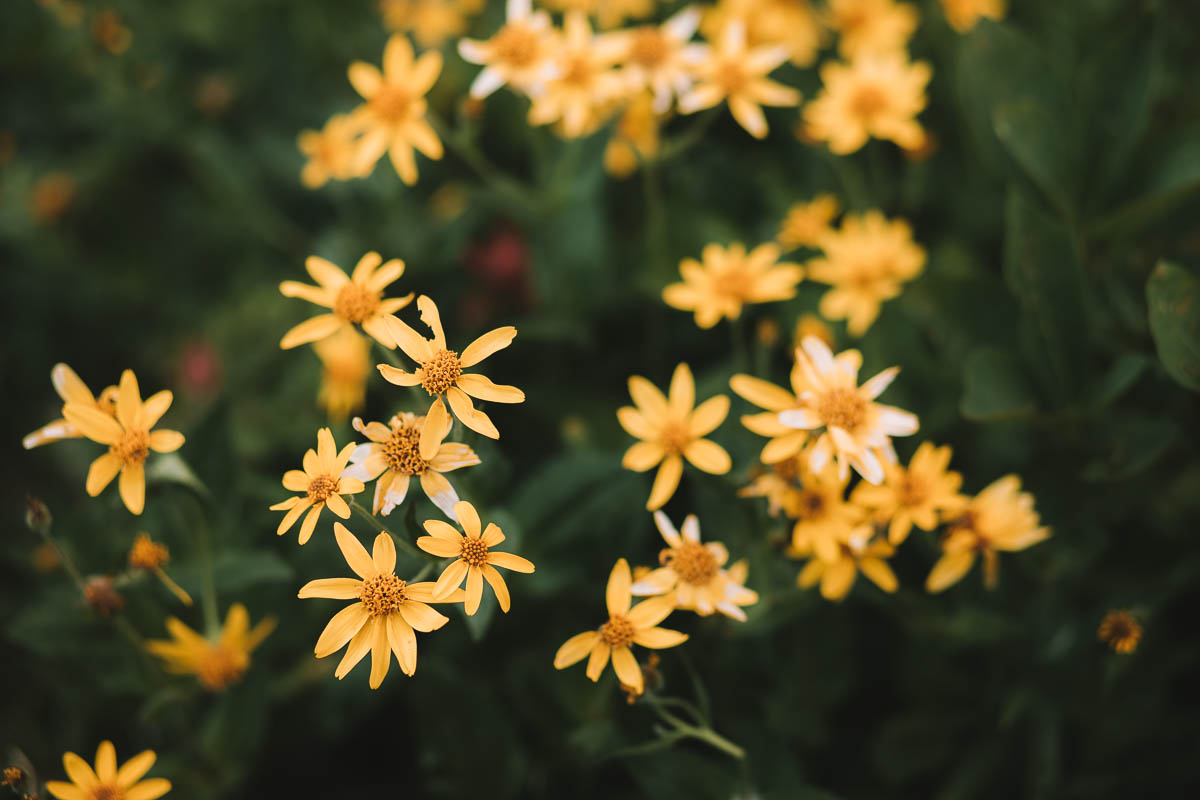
[
  {"x1": 852, "y1": 441, "x2": 966, "y2": 544},
  {"x1": 347, "y1": 34, "x2": 444, "y2": 184},
  {"x1": 803, "y1": 53, "x2": 932, "y2": 154},
  {"x1": 526, "y1": 12, "x2": 631, "y2": 138},
  {"x1": 553, "y1": 558, "x2": 687, "y2": 695},
  {"x1": 298, "y1": 523, "x2": 465, "y2": 687},
  {"x1": 30, "y1": 171, "x2": 76, "y2": 223},
  {"x1": 826, "y1": 0, "x2": 918, "y2": 58},
  {"x1": 678, "y1": 20, "x2": 801, "y2": 138},
  {"x1": 1098, "y1": 610, "x2": 1142, "y2": 655},
  {"x1": 23, "y1": 363, "x2": 118, "y2": 450},
  {"x1": 458, "y1": 0, "x2": 557, "y2": 99},
  {"x1": 778, "y1": 336, "x2": 918, "y2": 484},
  {"x1": 63, "y1": 370, "x2": 185, "y2": 516},
  {"x1": 314, "y1": 325, "x2": 371, "y2": 422},
  {"x1": 788, "y1": 460, "x2": 863, "y2": 562},
  {"x1": 297, "y1": 114, "x2": 368, "y2": 189},
  {"x1": 604, "y1": 92, "x2": 662, "y2": 177},
  {"x1": 631, "y1": 511, "x2": 758, "y2": 620},
  {"x1": 418, "y1": 500, "x2": 535, "y2": 615},
  {"x1": 145, "y1": 603, "x2": 275, "y2": 691},
  {"x1": 129, "y1": 532, "x2": 193, "y2": 606},
  {"x1": 925, "y1": 476, "x2": 1050, "y2": 593},
  {"x1": 663, "y1": 242, "x2": 804, "y2": 329},
  {"x1": 777, "y1": 194, "x2": 840, "y2": 250},
  {"x1": 796, "y1": 525, "x2": 898, "y2": 601},
  {"x1": 794, "y1": 312, "x2": 835, "y2": 350},
  {"x1": 701, "y1": 0, "x2": 824, "y2": 68},
  {"x1": 738, "y1": 455, "x2": 802, "y2": 517},
  {"x1": 279, "y1": 251, "x2": 414, "y2": 350},
  {"x1": 730, "y1": 367, "x2": 811, "y2": 464},
  {"x1": 939, "y1": 0, "x2": 1005, "y2": 33},
  {"x1": 270, "y1": 428, "x2": 365, "y2": 545},
  {"x1": 379, "y1": 295, "x2": 525, "y2": 439},
  {"x1": 45, "y1": 741, "x2": 170, "y2": 800},
  {"x1": 618, "y1": 363, "x2": 731, "y2": 510},
  {"x1": 380, "y1": 0, "x2": 470, "y2": 48},
  {"x1": 618, "y1": 6, "x2": 702, "y2": 113}
]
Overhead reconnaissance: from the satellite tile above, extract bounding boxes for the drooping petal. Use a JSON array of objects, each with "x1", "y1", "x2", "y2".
[
  {"x1": 481, "y1": 564, "x2": 511, "y2": 612},
  {"x1": 314, "y1": 603, "x2": 369, "y2": 657},
  {"x1": 298, "y1": 504, "x2": 323, "y2": 544},
  {"x1": 446, "y1": 387, "x2": 499, "y2": 438},
  {"x1": 86, "y1": 453, "x2": 122, "y2": 496},
  {"x1": 585, "y1": 641, "x2": 611, "y2": 681},
  {"x1": 368, "y1": 617, "x2": 391, "y2": 688},
  {"x1": 464, "y1": 566, "x2": 484, "y2": 615},
  {"x1": 334, "y1": 619, "x2": 375, "y2": 678},
  {"x1": 646, "y1": 454, "x2": 683, "y2": 510},
  {"x1": 611, "y1": 646, "x2": 643, "y2": 693},
  {"x1": 553, "y1": 631, "x2": 600, "y2": 669},
  {"x1": 398, "y1": 600, "x2": 449, "y2": 632},
  {"x1": 387, "y1": 613, "x2": 418, "y2": 676},
  {"x1": 119, "y1": 462, "x2": 146, "y2": 515}
]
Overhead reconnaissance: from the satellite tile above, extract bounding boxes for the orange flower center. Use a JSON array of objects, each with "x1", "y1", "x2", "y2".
[
  {"x1": 629, "y1": 28, "x2": 667, "y2": 68},
  {"x1": 661, "y1": 542, "x2": 718, "y2": 585},
  {"x1": 715, "y1": 62, "x2": 747, "y2": 94},
  {"x1": 850, "y1": 84, "x2": 889, "y2": 120},
  {"x1": 197, "y1": 643, "x2": 248, "y2": 691},
  {"x1": 793, "y1": 488, "x2": 826, "y2": 518},
  {"x1": 816, "y1": 387, "x2": 867, "y2": 432},
  {"x1": 307, "y1": 475, "x2": 338, "y2": 502},
  {"x1": 360, "y1": 574, "x2": 407, "y2": 617},
  {"x1": 1098, "y1": 611, "x2": 1141, "y2": 654},
  {"x1": 460, "y1": 537, "x2": 489, "y2": 567},
  {"x1": 92, "y1": 786, "x2": 125, "y2": 800},
  {"x1": 896, "y1": 472, "x2": 927, "y2": 507},
  {"x1": 369, "y1": 84, "x2": 413, "y2": 122},
  {"x1": 420, "y1": 349, "x2": 463, "y2": 395},
  {"x1": 129, "y1": 533, "x2": 169, "y2": 569},
  {"x1": 492, "y1": 24, "x2": 539, "y2": 68},
  {"x1": 110, "y1": 430, "x2": 150, "y2": 466},
  {"x1": 383, "y1": 421, "x2": 428, "y2": 475},
  {"x1": 772, "y1": 457, "x2": 801, "y2": 482},
  {"x1": 333, "y1": 282, "x2": 382, "y2": 323},
  {"x1": 560, "y1": 54, "x2": 595, "y2": 88},
  {"x1": 599, "y1": 614, "x2": 635, "y2": 647},
  {"x1": 658, "y1": 421, "x2": 692, "y2": 455}
]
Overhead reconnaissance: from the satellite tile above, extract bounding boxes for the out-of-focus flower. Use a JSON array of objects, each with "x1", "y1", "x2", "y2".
[
  {"x1": 465, "y1": 226, "x2": 530, "y2": 291},
  {"x1": 380, "y1": 0, "x2": 471, "y2": 48},
  {"x1": 778, "y1": 337, "x2": 918, "y2": 484},
  {"x1": 618, "y1": 363, "x2": 730, "y2": 510},
  {"x1": 379, "y1": 295, "x2": 525, "y2": 439},
  {"x1": 314, "y1": 326, "x2": 371, "y2": 421},
  {"x1": 939, "y1": 0, "x2": 1005, "y2": 33},
  {"x1": 777, "y1": 194, "x2": 840, "y2": 250},
  {"x1": 526, "y1": 12, "x2": 630, "y2": 138},
  {"x1": 38, "y1": 0, "x2": 84, "y2": 27},
  {"x1": 543, "y1": 0, "x2": 657, "y2": 29},
  {"x1": 458, "y1": 0, "x2": 557, "y2": 99},
  {"x1": 796, "y1": 525, "x2": 897, "y2": 601},
  {"x1": 194, "y1": 73, "x2": 237, "y2": 116},
  {"x1": 702, "y1": 0, "x2": 823, "y2": 68},
  {"x1": 429, "y1": 181, "x2": 469, "y2": 220},
  {"x1": 146, "y1": 604, "x2": 275, "y2": 691},
  {"x1": 1, "y1": 767, "x2": 23, "y2": 788},
  {"x1": 298, "y1": 524, "x2": 465, "y2": 687},
  {"x1": 279, "y1": 252, "x2": 414, "y2": 350},
  {"x1": 45, "y1": 741, "x2": 170, "y2": 800},
  {"x1": 177, "y1": 340, "x2": 223, "y2": 401},
  {"x1": 826, "y1": 0, "x2": 917, "y2": 58},
  {"x1": 619, "y1": 7, "x2": 702, "y2": 113},
  {"x1": 31, "y1": 171, "x2": 76, "y2": 223},
  {"x1": 129, "y1": 532, "x2": 193, "y2": 606},
  {"x1": 794, "y1": 313, "x2": 834, "y2": 350},
  {"x1": 806, "y1": 210, "x2": 926, "y2": 336},
  {"x1": 84, "y1": 575, "x2": 124, "y2": 616},
  {"x1": 925, "y1": 476, "x2": 1050, "y2": 592},
  {"x1": 1098, "y1": 610, "x2": 1142, "y2": 654},
  {"x1": 24, "y1": 364, "x2": 118, "y2": 450},
  {"x1": 678, "y1": 20, "x2": 800, "y2": 138},
  {"x1": 739, "y1": 455, "x2": 802, "y2": 516},
  {"x1": 553, "y1": 558, "x2": 686, "y2": 696},
  {"x1": 852, "y1": 441, "x2": 965, "y2": 544},
  {"x1": 32, "y1": 542, "x2": 62, "y2": 573},
  {"x1": 730, "y1": 368, "x2": 811, "y2": 464},
  {"x1": 0, "y1": 130, "x2": 16, "y2": 165},
  {"x1": 788, "y1": 460, "x2": 862, "y2": 561},
  {"x1": 91, "y1": 9, "x2": 132, "y2": 54},
  {"x1": 663, "y1": 242, "x2": 804, "y2": 328},
  {"x1": 803, "y1": 53, "x2": 931, "y2": 154},
  {"x1": 298, "y1": 114, "x2": 368, "y2": 189},
  {"x1": 604, "y1": 93, "x2": 662, "y2": 177},
  {"x1": 270, "y1": 428, "x2": 365, "y2": 546},
  {"x1": 63, "y1": 370, "x2": 185, "y2": 515}
]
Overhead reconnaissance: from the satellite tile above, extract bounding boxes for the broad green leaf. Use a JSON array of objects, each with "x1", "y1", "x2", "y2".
[
  {"x1": 1090, "y1": 129, "x2": 1200, "y2": 238},
  {"x1": 172, "y1": 550, "x2": 294, "y2": 598},
  {"x1": 1088, "y1": 353, "x2": 1150, "y2": 411},
  {"x1": 1146, "y1": 260, "x2": 1200, "y2": 391},
  {"x1": 1081, "y1": 416, "x2": 1177, "y2": 482},
  {"x1": 960, "y1": 347, "x2": 1037, "y2": 422}
]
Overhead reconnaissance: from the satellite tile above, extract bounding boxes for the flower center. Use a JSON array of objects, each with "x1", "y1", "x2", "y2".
[
  {"x1": 460, "y1": 537, "x2": 489, "y2": 567},
  {"x1": 359, "y1": 574, "x2": 408, "y2": 617},
  {"x1": 715, "y1": 62, "x2": 747, "y2": 94},
  {"x1": 560, "y1": 54, "x2": 594, "y2": 88},
  {"x1": 817, "y1": 388, "x2": 867, "y2": 432},
  {"x1": 196, "y1": 644, "x2": 248, "y2": 691},
  {"x1": 661, "y1": 542, "x2": 718, "y2": 585},
  {"x1": 659, "y1": 421, "x2": 692, "y2": 455},
  {"x1": 93, "y1": 786, "x2": 125, "y2": 800},
  {"x1": 794, "y1": 489, "x2": 825, "y2": 518},
  {"x1": 851, "y1": 85, "x2": 889, "y2": 120},
  {"x1": 333, "y1": 282, "x2": 382, "y2": 323},
  {"x1": 420, "y1": 349, "x2": 463, "y2": 395},
  {"x1": 772, "y1": 457, "x2": 801, "y2": 482},
  {"x1": 492, "y1": 24, "x2": 539, "y2": 68},
  {"x1": 896, "y1": 473, "x2": 926, "y2": 507},
  {"x1": 369, "y1": 84, "x2": 413, "y2": 122},
  {"x1": 383, "y1": 422, "x2": 428, "y2": 475},
  {"x1": 307, "y1": 475, "x2": 338, "y2": 502},
  {"x1": 599, "y1": 614, "x2": 635, "y2": 647},
  {"x1": 110, "y1": 430, "x2": 150, "y2": 466},
  {"x1": 629, "y1": 28, "x2": 667, "y2": 68},
  {"x1": 129, "y1": 533, "x2": 169, "y2": 569},
  {"x1": 712, "y1": 266, "x2": 751, "y2": 299}
]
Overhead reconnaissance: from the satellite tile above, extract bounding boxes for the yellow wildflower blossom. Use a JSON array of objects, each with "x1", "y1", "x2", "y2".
[
  {"x1": 297, "y1": 114, "x2": 367, "y2": 189},
  {"x1": 619, "y1": 6, "x2": 702, "y2": 113},
  {"x1": 553, "y1": 558, "x2": 687, "y2": 695},
  {"x1": 270, "y1": 428, "x2": 365, "y2": 545},
  {"x1": 63, "y1": 370, "x2": 185, "y2": 516},
  {"x1": 663, "y1": 242, "x2": 804, "y2": 329},
  {"x1": 939, "y1": 0, "x2": 1005, "y2": 33},
  {"x1": 298, "y1": 523, "x2": 465, "y2": 687},
  {"x1": 738, "y1": 454, "x2": 802, "y2": 517},
  {"x1": 314, "y1": 325, "x2": 371, "y2": 421},
  {"x1": 418, "y1": 500, "x2": 535, "y2": 615},
  {"x1": 702, "y1": 0, "x2": 823, "y2": 68},
  {"x1": 851, "y1": 441, "x2": 965, "y2": 545},
  {"x1": 794, "y1": 312, "x2": 835, "y2": 350},
  {"x1": 128, "y1": 532, "x2": 192, "y2": 606},
  {"x1": 145, "y1": 603, "x2": 275, "y2": 691},
  {"x1": 1098, "y1": 610, "x2": 1142, "y2": 654},
  {"x1": 730, "y1": 366, "x2": 811, "y2": 464},
  {"x1": 788, "y1": 460, "x2": 863, "y2": 562},
  {"x1": 23, "y1": 363, "x2": 118, "y2": 450},
  {"x1": 777, "y1": 194, "x2": 840, "y2": 250},
  {"x1": 279, "y1": 251, "x2": 414, "y2": 350},
  {"x1": 45, "y1": 742, "x2": 170, "y2": 800},
  {"x1": 526, "y1": 12, "x2": 630, "y2": 138},
  {"x1": 458, "y1": 0, "x2": 557, "y2": 99},
  {"x1": 618, "y1": 362, "x2": 731, "y2": 510},
  {"x1": 803, "y1": 53, "x2": 932, "y2": 154},
  {"x1": 796, "y1": 525, "x2": 898, "y2": 601},
  {"x1": 826, "y1": 0, "x2": 917, "y2": 58},
  {"x1": 604, "y1": 92, "x2": 661, "y2": 177},
  {"x1": 380, "y1": 0, "x2": 470, "y2": 48},
  {"x1": 925, "y1": 475, "x2": 1050, "y2": 593}
]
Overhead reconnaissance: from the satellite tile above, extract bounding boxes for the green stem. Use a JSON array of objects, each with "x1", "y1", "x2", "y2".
[
  {"x1": 729, "y1": 316, "x2": 749, "y2": 374},
  {"x1": 185, "y1": 496, "x2": 221, "y2": 638},
  {"x1": 349, "y1": 499, "x2": 425, "y2": 558},
  {"x1": 642, "y1": 160, "x2": 670, "y2": 281},
  {"x1": 425, "y1": 109, "x2": 533, "y2": 211},
  {"x1": 654, "y1": 108, "x2": 722, "y2": 164},
  {"x1": 642, "y1": 693, "x2": 745, "y2": 760}
]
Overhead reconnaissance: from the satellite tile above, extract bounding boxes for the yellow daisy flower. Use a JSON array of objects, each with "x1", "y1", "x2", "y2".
[
  {"x1": 619, "y1": 6, "x2": 702, "y2": 113},
  {"x1": 380, "y1": 0, "x2": 470, "y2": 48},
  {"x1": 730, "y1": 366, "x2": 812, "y2": 464},
  {"x1": 297, "y1": 113, "x2": 367, "y2": 189},
  {"x1": 379, "y1": 295, "x2": 525, "y2": 439},
  {"x1": 298, "y1": 523, "x2": 465, "y2": 687},
  {"x1": 663, "y1": 242, "x2": 804, "y2": 329},
  {"x1": 788, "y1": 460, "x2": 863, "y2": 562},
  {"x1": 1098, "y1": 610, "x2": 1142, "y2": 655},
  {"x1": 803, "y1": 53, "x2": 932, "y2": 154},
  {"x1": 738, "y1": 454, "x2": 803, "y2": 517},
  {"x1": 347, "y1": 34, "x2": 444, "y2": 184},
  {"x1": 604, "y1": 91, "x2": 662, "y2": 177},
  {"x1": 145, "y1": 603, "x2": 276, "y2": 691},
  {"x1": 618, "y1": 362, "x2": 731, "y2": 511},
  {"x1": 270, "y1": 428, "x2": 365, "y2": 545},
  {"x1": 417, "y1": 500, "x2": 535, "y2": 615},
  {"x1": 23, "y1": 363, "x2": 118, "y2": 450},
  {"x1": 279, "y1": 251, "x2": 414, "y2": 350},
  {"x1": 702, "y1": 0, "x2": 824, "y2": 68},
  {"x1": 806, "y1": 210, "x2": 926, "y2": 336},
  {"x1": 678, "y1": 19, "x2": 801, "y2": 139},
  {"x1": 553, "y1": 558, "x2": 687, "y2": 695},
  {"x1": 45, "y1": 741, "x2": 170, "y2": 800},
  {"x1": 631, "y1": 511, "x2": 758, "y2": 620},
  {"x1": 314, "y1": 325, "x2": 371, "y2": 421},
  {"x1": 346, "y1": 409, "x2": 479, "y2": 519},
  {"x1": 457, "y1": 0, "x2": 557, "y2": 99},
  {"x1": 778, "y1": 336, "x2": 918, "y2": 485},
  {"x1": 851, "y1": 441, "x2": 966, "y2": 545},
  {"x1": 826, "y1": 0, "x2": 918, "y2": 58},
  {"x1": 62, "y1": 370, "x2": 185, "y2": 516},
  {"x1": 925, "y1": 475, "x2": 1051, "y2": 593},
  {"x1": 796, "y1": 525, "x2": 898, "y2": 601},
  {"x1": 128, "y1": 532, "x2": 192, "y2": 606},
  {"x1": 777, "y1": 193, "x2": 840, "y2": 250},
  {"x1": 939, "y1": 0, "x2": 1004, "y2": 33}
]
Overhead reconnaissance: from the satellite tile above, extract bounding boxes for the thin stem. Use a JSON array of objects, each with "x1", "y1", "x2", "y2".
[
  {"x1": 642, "y1": 693, "x2": 745, "y2": 761},
  {"x1": 349, "y1": 499, "x2": 425, "y2": 558},
  {"x1": 654, "y1": 108, "x2": 722, "y2": 164},
  {"x1": 729, "y1": 316, "x2": 749, "y2": 374},
  {"x1": 642, "y1": 160, "x2": 670, "y2": 281},
  {"x1": 184, "y1": 495, "x2": 221, "y2": 637},
  {"x1": 34, "y1": 526, "x2": 88, "y2": 596}
]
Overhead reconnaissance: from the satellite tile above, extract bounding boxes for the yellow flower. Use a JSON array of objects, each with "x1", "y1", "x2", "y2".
[
  {"x1": 145, "y1": 603, "x2": 275, "y2": 691},
  {"x1": 925, "y1": 475, "x2": 1050, "y2": 593},
  {"x1": 129, "y1": 532, "x2": 192, "y2": 606},
  {"x1": 379, "y1": 295, "x2": 525, "y2": 439},
  {"x1": 788, "y1": 460, "x2": 863, "y2": 562},
  {"x1": 702, "y1": 0, "x2": 824, "y2": 68},
  {"x1": 803, "y1": 53, "x2": 932, "y2": 154},
  {"x1": 347, "y1": 34, "x2": 444, "y2": 184},
  {"x1": 796, "y1": 525, "x2": 898, "y2": 601},
  {"x1": 298, "y1": 523, "x2": 465, "y2": 687},
  {"x1": 23, "y1": 363, "x2": 118, "y2": 450},
  {"x1": 738, "y1": 455, "x2": 802, "y2": 517},
  {"x1": 542, "y1": 0, "x2": 657, "y2": 29},
  {"x1": 794, "y1": 312, "x2": 834, "y2": 350},
  {"x1": 269, "y1": 428, "x2": 365, "y2": 545},
  {"x1": 297, "y1": 114, "x2": 367, "y2": 189},
  {"x1": 631, "y1": 511, "x2": 758, "y2": 620},
  {"x1": 618, "y1": 6, "x2": 702, "y2": 113},
  {"x1": 939, "y1": 0, "x2": 1004, "y2": 33},
  {"x1": 618, "y1": 362, "x2": 731, "y2": 510},
  {"x1": 778, "y1": 336, "x2": 918, "y2": 484},
  {"x1": 417, "y1": 500, "x2": 535, "y2": 615},
  {"x1": 826, "y1": 0, "x2": 918, "y2": 58},
  {"x1": 380, "y1": 0, "x2": 470, "y2": 48},
  {"x1": 851, "y1": 441, "x2": 966, "y2": 545},
  {"x1": 62, "y1": 370, "x2": 185, "y2": 516},
  {"x1": 777, "y1": 194, "x2": 840, "y2": 250},
  {"x1": 678, "y1": 20, "x2": 801, "y2": 138},
  {"x1": 346, "y1": 409, "x2": 479, "y2": 519},
  {"x1": 553, "y1": 558, "x2": 687, "y2": 695},
  {"x1": 663, "y1": 242, "x2": 804, "y2": 329},
  {"x1": 526, "y1": 12, "x2": 630, "y2": 138},
  {"x1": 45, "y1": 741, "x2": 170, "y2": 800},
  {"x1": 604, "y1": 92, "x2": 661, "y2": 177},
  {"x1": 279, "y1": 251, "x2": 414, "y2": 350},
  {"x1": 730, "y1": 366, "x2": 811, "y2": 464},
  {"x1": 1098, "y1": 610, "x2": 1142, "y2": 655},
  {"x1": 805, "y1": 210, "x2": 925, "y2": 335},
  {"x1": 458, "y1": 0, "x2": 557, "y2": 99},
  {"x1": 314, "y1": 325, "x2": 371, "y2": 421}
]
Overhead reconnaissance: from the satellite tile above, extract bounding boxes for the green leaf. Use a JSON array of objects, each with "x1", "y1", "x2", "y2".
[
  {"x1": 1090, "y1": 129, "x2": 1200, "y2": 238},
  {"x1": 146, "y1": 452, "x2": 211, "y2": 497},
  {"x1": 172, "y1": 551, "x2": 294, "y2": 598},
  {"x1": 1146, "y1": 260, "x2": 1200, "y2": 391},
  {"x1": 1081, "y1": 416, "x2": 1178, "y2": 482},
  {"x1": 1088, "y1": 353, "x2": 1150, "y2": 411},
  {"x1": 960, "y1": 347, "x2": 1037, "y2": 421}
]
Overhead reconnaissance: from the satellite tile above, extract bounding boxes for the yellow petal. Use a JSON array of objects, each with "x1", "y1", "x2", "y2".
[
  {"x1": 683, "y1": 439, "x2": 731, "y2": 474},
  {"x1": 334, "y1": 522, "x2": 377, "y2": 579},
  {"x1": 314, "y1": 602, "x2": 369, "y2": 658},
  {"x1": 622, "y1": 441, "x2": 665, "y2": 472},
  {"x1": 611, "y1": 646, "x2": 643, "y2": 693},
  {"x1": 94, "y1": 741, "x2": 117, "y2": 784},
  {"x1": 119, "y1": 462, "x2": 146, "y2": 515},
  {"x1": 387, "y1": 613, "x2": 418, "y2": 676},
  {"x1": 457, "y1": 373, "x2": 525, "y2": 403},
  {"x1": 460, "y1": 326, "x2": 517, "y2": 367},
  {"x1": 606, "y1": 557, "x2": 632, "y2": 616},
  {"x1": 554, "y1": 631, "x2": 600, "y2": 669},
  {"x1": 420, "y1": 396, "x2": 452, "y2": 461},
  {"x1": 64, "y1": 404, "x2": 123, "y2": 444},
  {"x1": 86, "y1": 453, "x2": 122, "y2": 496},
  {"x1": 646, "y1": 454, "x2": 683, "y2": 510}
]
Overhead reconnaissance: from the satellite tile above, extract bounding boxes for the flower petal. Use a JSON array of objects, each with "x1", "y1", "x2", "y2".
[
  {"x1": 554, "y1": 631, "x2": 600, "y2": 669},
  {"x1": 606, "y1": 557, "x2": 632, "y2": 616},
  {"x1": 387, "y1": 613, "x2": 418, "y2": 676},
  {"x1": 334, "y1": 522, "x2": 377, "y2": 579},
  {"x1": 314, "y1": 602, "x2": 369, "y2": 657},
  {"x1": 460, "y1": 326, "x2": 517, "y2": 367},
  {"x1": 298, "y1": 578, "x2": 363, "y2": 600},
  {"x1": 457, "y1": 373, "x2": 525, "y2": 403},
  {"x1": 646, "y1": 454, "x2": 683, "y2": 510}
]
